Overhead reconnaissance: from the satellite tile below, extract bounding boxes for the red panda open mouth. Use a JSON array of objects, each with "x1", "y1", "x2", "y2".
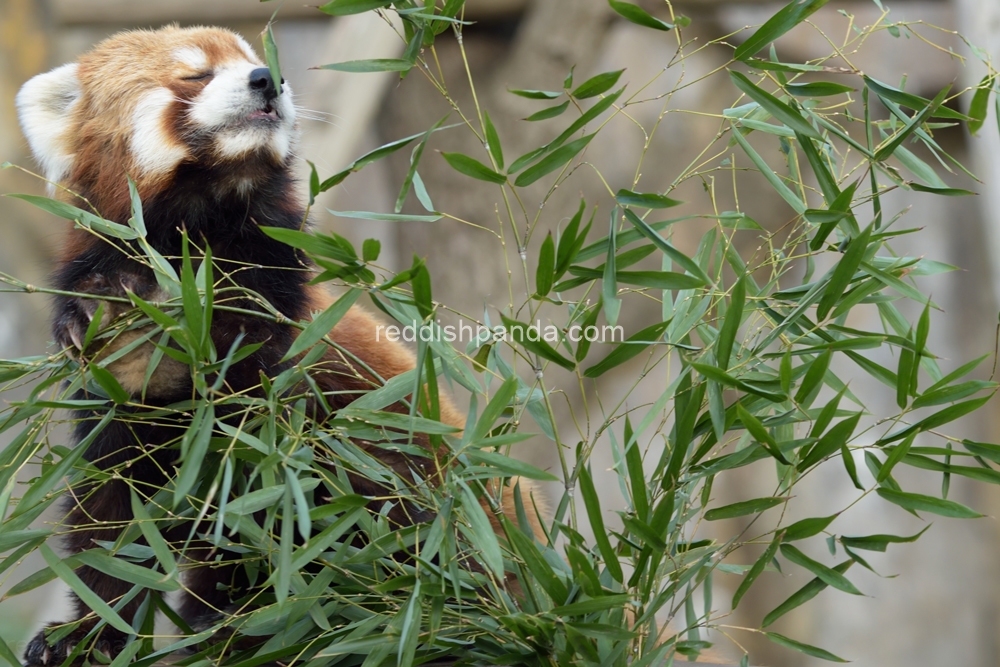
[{"x1": 247, "y1": 102, "x2": 279, "y2": 121}]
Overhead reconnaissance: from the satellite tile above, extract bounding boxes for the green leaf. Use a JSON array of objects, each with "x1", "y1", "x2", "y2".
[
  {"x1": 730, "y1": 125, "x2": 806, "y2": 214},
  {"x1": 75, "y1": 550, "x2": 180, "y2": 592},
  {"x1": 745, "y1": 59, "x2": 827, "y2": 73},
  {"x1": 963, "y1": 439, "x2": 1000, "y2": 464},
  {"x1": 716, "y1": 275, "x2": 745, "y2": 370},
  {"x1": 718, "y1": 211, "x2": 762, "y2": 229},
  {"x1": 765, "y1": 632, "x2": 848, "y2": 662},
  {"x1": 129, "y1": 490, "x2": 177, "y2": 578},
  {"x1": 705, "y1": 496, "x2": 785, "y2": 521},
  {"x1": 500, "y1": 315, "x2": 576, "y2": 370},
  {"x1": 694, "y1": 364, "x2": 785, "y2": 403},
  {"x1": 6, "y1": 194, "x2": 138, "y2": 240},
  {"x1": 732, "y1": 531, "x2": 782, "y2": 609},
  {"x1": 483, "y1": 111, "x2": 504, "y2": 170},
  {"x1": 615, "y1": 188, "x2": 682, "y2": 209},
  {"x1": 762, "y1": 560, "x2": 854, "y2": 626},
  {"x1": 551, "y1": 594, "x2": 631, "y2": 616},
  {"x1": 536, "y1": 232, "x2": 556, "y2": 297},
  {"x1": 603, "y1": 209, "x2": 621, "y2": 327},
  {"x1": 786, "y1": 81, "x2": 855, "y2": 97},
  {"x1": 579, "y1": 466, "x2": 624, "y2": 582},
  {"x1": 876, "y1": 488, "x2": 982, "y2": 518},
  {"x1": 782, "y1": 514, "x2": 836, "y2": 542},
  {"x1": 509, "y1": 88, "x2": 623, "y2": 174},
  {"x1": 262, "y1": 21, "x2": 283, "y2": 99},
  {"x1": 441, "y1": 152, "x2": 507, "y2": 184},
  {"x1": 339, "y1": 408, "x2": 459, "y2": 435},
  {"x1": 583, "y1": 319, "x2": 670, "y2": 378},
  {"x1": 503, "y1": 517, "x2": 567, "y2": 604},
  {"x1": 968, "y1": 74, "x2": 992, "y2": 135},
  {"x1": 608, "y1": 0, "x2": 674, "y2": 30},
  {"x1": 873, "y1": 85, "x2": 950, "y2": 162},
  {"x1": 878, "y1": 431, "x2": 916, "y2": 483},
  {"x1": 318, "y1": 0, "x2": 393, "y2": 15},
  {"x1": 318, "y1": 124, "x2": 458, "y2": 191},
  {"x1": 779, "y1": 543, "x2": 862, "y2": 595},
  {"x1": 525, "y1": 101, "x2": 570, "y2": 121},
  {"x1": 734, "y1": 0, "x2": 831, "y2": 60},
  {"x1": 567, "y1": 266, "x2": 706, "y2": 290},
  {"x1": 464, "y1": 450, "x2": 559, "y2": 481},
  {"x1": 815, "y1": 222, "x2": 873, "y2": 320},
  {"x1": 729, "y1": 71, "x2": 823, "y2": 140},
  {"x1": 735, "y1": 403, "x2": 791, "y2": 464},
  {"x1": 621, "y1": 209, "x2": 711, "y2": 283},
  {"x1": 328, "y1": 210, "x2": 441, "y2": 222},
  {"x1": 88, "y1": 363, "x2": 129, "y2": 404},
  {"x1": 514, "y1": 133, "x2": 596, "y2": 187},
  {"x1": 316, "y1": 58, "x2": 413, "y2": 74},
  {"x1": 460, "y1": 484, "x2": 504, "y2": 579},
  {"x1": 396, "y1": 114, "x2": 447, "y2": 213},
  {"x1": 362, "y1": 238, "x2": 381, "y2": 262},
  {"x1": 40, "y1": 543, "x2": 134, "y2": 635},
  {"x1": 907, "y1": 183, "x2": 976, "y2": 196},
  {"x1": 863, "y1": 75, "x2": 969, "y2": 121},
  {"x1": 468, "y1": 375, "x2": 518, "y2": 444},
  {"x1": 571, "y1": 70, "x2": 624, "y2": 99},
  {"x1": 841, "y1": 526, "x2": 930, "y2": 552},
  {"x1": 798, "y1": 413, "x2": 862, "y2": 471},
  {"x1": 794, "y1": 348, "x2": 832, "y2": 408},
  {"x1": 508, "y1": 88, "x2": 562, "y2": 99},
  {"x1": 282, "y1": 288, "x2": 360, "y2": 361}
]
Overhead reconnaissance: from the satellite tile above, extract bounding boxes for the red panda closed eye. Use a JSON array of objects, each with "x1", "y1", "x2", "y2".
[{"x1": 16, "y1": 25, "x2": 543, "y2": 666}]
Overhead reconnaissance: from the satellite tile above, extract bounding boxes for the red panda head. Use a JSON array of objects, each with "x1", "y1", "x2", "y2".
[{"x1": 16, "y1": 25, "x2": 296, "y2": 217}]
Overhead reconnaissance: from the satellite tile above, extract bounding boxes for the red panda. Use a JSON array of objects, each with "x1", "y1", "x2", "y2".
[{"x1": 16, "y1": 25, "x2": 542, "y2": 665}]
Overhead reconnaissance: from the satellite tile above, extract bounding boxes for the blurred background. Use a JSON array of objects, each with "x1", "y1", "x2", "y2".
[{"x1": 1, "y1": 0, "x2": 999, "y2": 665}]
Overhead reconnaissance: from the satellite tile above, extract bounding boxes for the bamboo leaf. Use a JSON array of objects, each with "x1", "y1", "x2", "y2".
[
  {"x1": 514, "y1": 133, "x2": 596, "y2": 187},
  {"x1": 282, "y1": 289, "x2": 361, "y2": 361},
  {"x1": 730, "y1": 71, "x2": 823, "y2": 140},
  {"x1": 579, "y1": 466, "x2": 624, "y2": 582},
  {"x1": 536, "y1": 232, "x2": 556, "y2": 297},
  {"x1": 705, "y1": 496, "x2": 785, "y2": 521},
  {"x1": 876, "y1": 488, "x2": 982, "y2": 518},
  {"x1": 734, "y1": 0, "x2": 831, "y2": 60},
  {"x1": 779, "y1": 543, "x2": 862, "y2": 595},
  {"x1": 608, "y1": 0, "x2": 674, "y2": 31},
  {"x1": 318, "y1": 0, "x2": 393, "y2": 15},
  {"x1": 441, "y1": 152, "x2": 507, "y2": 184},
  {"x1": 763, "y1": 560, "x2": 853, "y2": 627},
  {"x1": 732, "y1": 531, "x2": 782, "y2": 609},
  {"x1": 583, "y1": 319, "x2": 669, "y2": 378},
  {"x1": 765, "y1": 632, "x2": 848, "y2": 662},
  {"x1": 40, "y1": 543, "x2": 134, "y2": 635},
  {"x1": 571, "y1": 70, "x2": 625, "y2": 99}
]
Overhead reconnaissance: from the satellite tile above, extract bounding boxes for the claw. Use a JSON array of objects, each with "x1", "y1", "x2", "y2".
[{"x1": 67, "y1": 325, "x2": 84, "y2": 351}]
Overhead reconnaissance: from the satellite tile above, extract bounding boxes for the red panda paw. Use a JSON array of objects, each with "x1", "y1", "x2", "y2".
[
  {"x1": 53, "y1": 272, "x2": 159, "y2": 355},
  {"x1": 23, "y1": 625, "x2": 128, "y2": 667}
]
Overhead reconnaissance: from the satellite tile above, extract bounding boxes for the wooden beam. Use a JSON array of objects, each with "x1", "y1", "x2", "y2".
[{"x1": 50, "y1": 0, "x2": 529, "y2": 25}]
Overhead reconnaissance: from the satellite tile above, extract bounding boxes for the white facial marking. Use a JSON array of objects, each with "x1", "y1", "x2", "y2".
[
  {"x1": 233, "y1": 35, "x2": 261, "y2": 64},
  {"x1": 188, "y1": 59, "x2": 295, "y2": 161},
  {"x1": 173, "y1": 46, "x2": 209, "y2": 72},
  {"x1": 130, "y1": 88, "x2": 188, "y2": 176},
  {"x1": 16, "y1": 62, "x2": 81, "y2": 190}
]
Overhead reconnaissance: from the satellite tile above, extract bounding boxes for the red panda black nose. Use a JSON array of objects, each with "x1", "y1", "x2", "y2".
[{"x1": 249, "y1": 67, "x2": 278, "y2": 101}]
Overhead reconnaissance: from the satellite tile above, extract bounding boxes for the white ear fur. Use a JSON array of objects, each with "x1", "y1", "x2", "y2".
[{"x1": 16, "y1": 63, "x2": 81, "y2": 189}]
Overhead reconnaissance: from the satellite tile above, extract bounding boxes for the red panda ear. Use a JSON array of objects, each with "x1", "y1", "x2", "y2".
[{"x1": 16, "y1": 63, "x2": 81, "y2": 191}]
